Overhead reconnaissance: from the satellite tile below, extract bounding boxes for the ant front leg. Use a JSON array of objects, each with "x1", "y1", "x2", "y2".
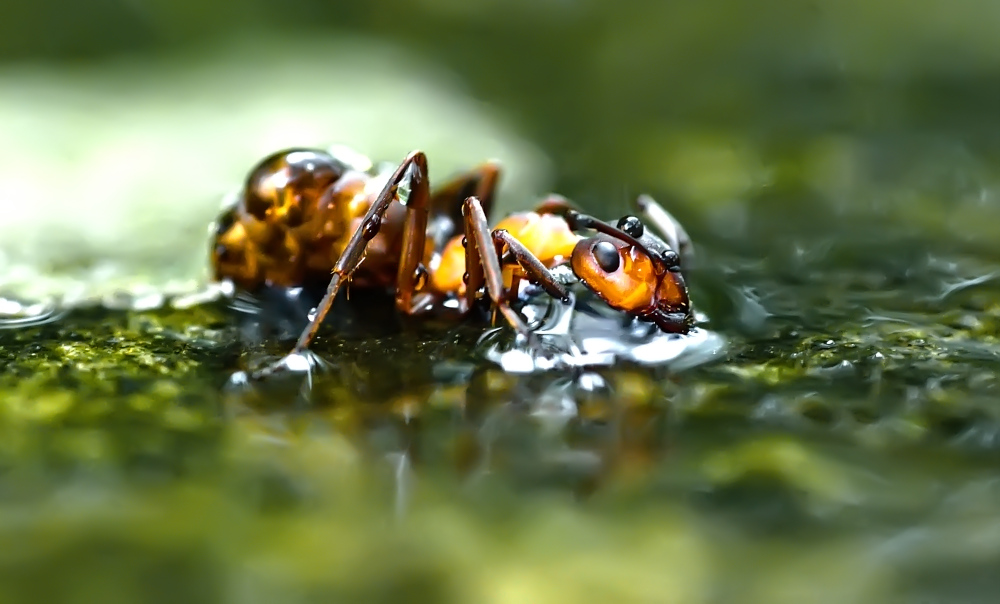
[
  {"x1": 292, "y1": 150, "x2": 429, "y2": 353},
  {"x1": 461, "y1": 196, "x2": 569, "y2": 337}
]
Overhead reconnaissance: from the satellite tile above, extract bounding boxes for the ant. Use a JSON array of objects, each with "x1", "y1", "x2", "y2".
[{"x1": 211, "y1": 146, "x2": 696, "y2": 379}]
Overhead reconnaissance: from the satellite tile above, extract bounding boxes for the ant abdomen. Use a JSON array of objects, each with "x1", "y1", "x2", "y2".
[
  {"x1": 211, "y1": 148, "x2": 348, "y2": 290},
  {"x1": 212, "y1": 147, "x2": 401, "y2": 291},
  {"x1": 239, "y1": 149, "x2": 348, "y2": 242}
]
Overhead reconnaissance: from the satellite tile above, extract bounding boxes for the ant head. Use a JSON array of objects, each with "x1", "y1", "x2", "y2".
[{"x1": 569, "y1": 214, "x2": 689, "y2": 318}]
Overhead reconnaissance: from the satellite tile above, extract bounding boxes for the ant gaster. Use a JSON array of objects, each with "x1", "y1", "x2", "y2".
[{"x1": 212, "y1": 147, "x2": 695, "y2": 377}]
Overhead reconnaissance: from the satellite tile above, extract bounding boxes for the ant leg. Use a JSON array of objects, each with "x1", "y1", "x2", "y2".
[
  {"x1": 461, "y1": 196, "x2": 533, "y2": 336},
  {"x1": 393, "y1": 155, "x2": 433, "y2": 315},
  {"x1": 635, "y1": 194, "x2": 694, "y2": 267},
  {"x1": 491, "y1": 230, "x2": 570, "y2": 303},
  {"x1": 462, "y1": 212, "x2": 485, "y2": 316},
  {"x1": 292, "y1": 150, "x2": 428, "y2": 352},
  {"x1": 462, "y1": 196, "x2": 573, "y2": 334},
  {"x1": 394, "y1": 162, "x2": 501, "y2": 315}
]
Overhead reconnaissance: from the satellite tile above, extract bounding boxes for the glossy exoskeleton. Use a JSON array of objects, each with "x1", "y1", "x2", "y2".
[{"x1": 211, "y1": 146, "x2": 695, "y2": 378}]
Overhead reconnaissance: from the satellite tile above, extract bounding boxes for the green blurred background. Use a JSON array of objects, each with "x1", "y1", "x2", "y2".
[{"x1": 5, "y1": 0, "x2": 1000, "y2": 305}]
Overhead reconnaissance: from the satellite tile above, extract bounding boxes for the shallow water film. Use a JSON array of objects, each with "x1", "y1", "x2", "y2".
[{"x1": 3, "y1": 2, "x2": 1000, "y2": 603}]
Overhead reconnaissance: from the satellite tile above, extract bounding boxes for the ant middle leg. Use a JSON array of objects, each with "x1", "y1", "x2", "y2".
[
  {"x1": 461, "y1": 196, "x2": 570, "y2": 337},
  {"x1": 461, "y1": 195, "x2": 529, "y2": 335},
  {"x1": 392, "y1": 162, "x2": 502, "y2": 316}
]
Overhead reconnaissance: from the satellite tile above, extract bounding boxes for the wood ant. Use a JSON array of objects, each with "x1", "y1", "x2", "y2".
[{"x1": 211, "y1": 146, "x2": 696, "y2": 380}]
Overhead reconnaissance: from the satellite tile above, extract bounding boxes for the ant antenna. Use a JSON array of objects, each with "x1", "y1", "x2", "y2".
[{"x1": 565, "y1": 210, "x2": 659, "y2": 261}]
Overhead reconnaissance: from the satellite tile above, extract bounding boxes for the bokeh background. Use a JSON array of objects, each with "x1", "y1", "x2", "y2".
[
  {"x1": 5, "y1": 0, "x2": 1000, "y2": 305},
  {"x1": 3, "y1": 1, "x2": 1000, "y2": 603}
]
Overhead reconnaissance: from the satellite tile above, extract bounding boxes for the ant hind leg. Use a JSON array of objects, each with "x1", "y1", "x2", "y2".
[
  {"x1": 241, "y1": 150, "x2": 430, "y2": 383},
  {"x1": 291, "y1": 150, "x2": 430, "y2": 352}
]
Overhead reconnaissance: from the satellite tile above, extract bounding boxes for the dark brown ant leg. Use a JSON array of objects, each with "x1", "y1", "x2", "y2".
[
  {"x1": 635, "y1": 194, "x2": 694, "y2": 267},
  {"x1": 461, "y1": 196, "x2": 573, "y2": 334},
  {"x1": 393, "y1": 162, "x2": 501, "y2": 315},
  {"x1": 393, "y1": 155, "x2": 432, "y2": 315},
  {"x1": 504, "y1": 273, "x2": 522, "y2": 305},
  {"x1": 292, "y1": 150, "x2": 428, "y2": 352},
  {"x1": 461, "y1": 196, "x2": 532, "y2": 336},
  {"x1": 462, "y1": 218, "x2": 485, "y2": 316},
  {"x1": 491, "y1": 231, "x2": 570, "y2": 303}
]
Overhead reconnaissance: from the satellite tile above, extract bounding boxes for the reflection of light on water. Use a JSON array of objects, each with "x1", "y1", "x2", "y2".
[
  {"x1": 0, "y1": 279, "x2": 234, "y2": 328},
  {"x1": 478, "y1": 284, "x2": 726, "y2": 374},
  {"x1": 0, "y1": 297, "x2": 68, "y2": 329}
]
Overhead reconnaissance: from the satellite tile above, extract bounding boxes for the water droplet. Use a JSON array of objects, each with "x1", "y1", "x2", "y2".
[
  {"x1": 362, "y1": 217, "x2": 381, "y2": 239},
  {"x1": 413, "y1": 264, "x2": 428, "y2": 289}
]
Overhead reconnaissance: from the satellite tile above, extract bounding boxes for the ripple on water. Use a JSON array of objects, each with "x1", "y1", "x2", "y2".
[{"x1": 477, "y1": 283, "x2": 727, "y2": 374}]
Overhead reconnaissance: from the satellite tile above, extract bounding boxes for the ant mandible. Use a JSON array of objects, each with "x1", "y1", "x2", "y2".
[{"x1": 211, "y1": 146, "x2": 695, "y2": 378}]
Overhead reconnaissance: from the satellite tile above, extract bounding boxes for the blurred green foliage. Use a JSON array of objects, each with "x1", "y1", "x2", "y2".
[{"x1": 8, "y1": 0, "x2": 1000, "y2": 189}]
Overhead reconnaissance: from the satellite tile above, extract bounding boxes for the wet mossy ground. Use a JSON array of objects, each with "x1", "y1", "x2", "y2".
[{"x1": 3, "y1": 205, "x2": 1000, "y2": 602}]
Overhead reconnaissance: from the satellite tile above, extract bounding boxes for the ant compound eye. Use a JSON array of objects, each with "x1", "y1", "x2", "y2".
[
  {"x1": 592, "y1": 241, "x2": 621, "y2": 273},
  {"x1": 616, "y1": 215, "x2": 644, "y2": 239}
]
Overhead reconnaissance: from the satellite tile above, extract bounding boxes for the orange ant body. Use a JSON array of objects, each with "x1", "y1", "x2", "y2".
[{"x1": 211, "y1": 147, "x2": 695, "y2": 378}]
